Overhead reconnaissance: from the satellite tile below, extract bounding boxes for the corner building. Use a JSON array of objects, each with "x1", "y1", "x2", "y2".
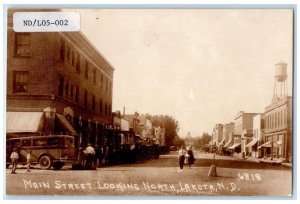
[{"x1": 6, "y1": 9, "x2": 114, "y2": 147}]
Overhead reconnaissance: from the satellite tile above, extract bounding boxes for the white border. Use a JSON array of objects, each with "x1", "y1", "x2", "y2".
[{"x1": 1, "y1": 0, "x2": 299, "y2": 203}]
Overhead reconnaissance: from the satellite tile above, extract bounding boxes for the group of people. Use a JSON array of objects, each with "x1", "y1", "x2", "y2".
[
  {"x1": 79, "y1": 143, "x2": 109, "y2": 169},
  {"x1": 10, "y1": 148, "x2": 32, "y2": 174},
  {"x1": 178, "y1": 146, "x2": 195, "y2": 170}
]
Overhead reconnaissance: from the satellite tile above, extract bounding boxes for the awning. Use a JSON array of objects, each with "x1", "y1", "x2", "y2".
[
  {"x1": 56, "y1": 114, "x2": 78, "y2": 136},
  {"x1": 6, "y1": 112, "x2": 44, "y2": 133},
  {"x1": 228, "y1": 143, "x2": 241, "y2": 149},
  {"x1": 217, "y1": 138, "x2": 225, "y2": 147},
  {"x1": 224, "y1": 139, "x2": 232, "y2": 148},
  {"x1": 245, "y1": 140, "x2": 258, "y2": 147},
  {"x1": 258, "y1": 141, "x2": 271, "y2": 149}
]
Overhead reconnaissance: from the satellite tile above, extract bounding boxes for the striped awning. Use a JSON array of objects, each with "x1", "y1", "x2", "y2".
[
  {"x1": 56, "y1": 114, "x2": 78, "y2": 136},
  {"x1": 228, "y1": 143, "x2": 241, "y2": 149},
  {"x1": 6, "y1": 112, "x2": 44, "y2": 133},
  {"x1": 258, "y1": 141, "x2": 271, "y2": 149},
  {"x1": 217, "y1": 138, "x2": 225, "y2": 147},
  {"x1": 245, "y1": 140, "x2": 258, "y2": 147},
  {"x1": 224, "y1": 139, "x2": 233, "y2": 148}
]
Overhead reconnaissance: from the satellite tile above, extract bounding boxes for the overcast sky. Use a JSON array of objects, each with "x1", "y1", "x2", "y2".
[{"x1": 71, "y1": 9, "x2": 293, "y2": 138}]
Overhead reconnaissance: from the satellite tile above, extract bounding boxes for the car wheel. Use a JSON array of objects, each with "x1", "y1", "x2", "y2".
[{"x1": 39, "y1": 155, "x2": 52, "y2": 170}]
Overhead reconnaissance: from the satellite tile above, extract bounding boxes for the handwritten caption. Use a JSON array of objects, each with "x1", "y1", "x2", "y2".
[
  {"x1": 21, "y1": 172, "x2": 262, "y2": 194},
  {"x1": 22, "y1": 180, "x2": 241, "y2": 194}
]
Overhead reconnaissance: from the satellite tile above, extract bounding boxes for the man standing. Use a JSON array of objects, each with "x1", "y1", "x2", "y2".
[
  {"x1": 178, "y1": 146, "x2": 186, "y2": 170},
  {"x1": 85, "y1": 143, "x2": 95, "y2": 169},
  {"x1": 27, "y1": 151, "x2": 32, "y2": 172},
  {"x1": 10, "y1": 148, "x2": 19, "y2": 174}
]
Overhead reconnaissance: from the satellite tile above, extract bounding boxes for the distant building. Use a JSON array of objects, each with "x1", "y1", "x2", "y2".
[
  {"x1": 229, "y1": 111, "x2": 258, "y2": 154},
  {"x1": 221, "y1": 122, "x2": 234, "y2": 147},
  {"x1": 247, "y1": 114, "x2": 264, "y2": 158},
  {"x1": 6, "y1": 9, "x2": 114, "y2": 147},
  {"x1": 212, "y1": 124, "x2": 223, "y2": 146},
  {"x1": 154, "y1": 126, "x2": 166, "y2": 146}
]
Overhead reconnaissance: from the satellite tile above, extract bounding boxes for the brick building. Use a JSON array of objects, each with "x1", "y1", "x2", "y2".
[
  {"x1": 6, "y1": 9, "x2": 114, "y2": 147},
  {"x1": 262, "y1": 97, "x2": 292, "y2": 162}
]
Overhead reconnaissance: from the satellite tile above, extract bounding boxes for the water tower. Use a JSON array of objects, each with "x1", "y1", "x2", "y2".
[{"x1": 272, "y1": 61, "x2": 288, "y2": 103}]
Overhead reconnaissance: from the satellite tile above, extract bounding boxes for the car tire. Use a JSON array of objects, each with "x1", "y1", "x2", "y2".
[{"x1": 39, "y1": 155, "x2": 52, "y2": 170}]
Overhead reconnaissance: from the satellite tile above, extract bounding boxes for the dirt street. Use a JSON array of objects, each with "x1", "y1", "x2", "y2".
[{"x1": 5, "y1": 152, "x2": 292, "y2": 197}]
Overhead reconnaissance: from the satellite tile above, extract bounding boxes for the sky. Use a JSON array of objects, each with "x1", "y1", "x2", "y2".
[{"x1": 70, "y1": 9, "x2": 293, "y2": 138}]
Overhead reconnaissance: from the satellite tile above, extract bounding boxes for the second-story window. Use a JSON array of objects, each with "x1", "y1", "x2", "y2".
[
  {"x1": 65, "y1": 81, "x2": 69, "y2": 97},
  {"x1": 71, "y1": 51, "x2": 75, "y2": 66},
  {"x1": 92, "y1": 95, "x2": 96, "y2": 112},
  {"x1": 58, "y1": 76, "x2": 64, "y2": 97},
  {"x1": 85, "y1": 61, "x2": 89, "y2": 79},
  {"x1": 84, "y1": 90, "x2": 88, "y2": 108},
  {"x1": 75, "y1": 86, "x2": 79, "y2": 103},
  {"x1": 70, "y1": 84, "x2": 74, "y2": 99},
  {"x1": 100, "y1": 73, "x2": 103, "y2": 89},
  {"x1": 13, "y1": 71, "x2": 29, "y2": 93},
  {"x1": 76, "y1": 53, "x2": 80, "y2": 72},
  {"x1": 99, "y1": 99, "x2": 103, "y2": 114},
  {"x1": 66, "y1": 47, "x2": 70, "y2": 62},
  {"x1": 59, "y1": 39, "x2": 65, "y2": 61},
  {"x1": 93, "y1": 68, "x2": 96, "y2": 84},
  {"x1": 14, "y1": 33, "x2": 30, "y2": 57}
]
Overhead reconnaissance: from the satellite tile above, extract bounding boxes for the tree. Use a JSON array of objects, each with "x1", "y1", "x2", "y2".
[{"x1": 151, "y1": 115, "x2": 179, "y2": 146}]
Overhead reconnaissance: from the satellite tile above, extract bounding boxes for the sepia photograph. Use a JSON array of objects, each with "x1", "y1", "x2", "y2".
[{"x1": 4, "y1": 6, "x2": 294, "y2": 198}]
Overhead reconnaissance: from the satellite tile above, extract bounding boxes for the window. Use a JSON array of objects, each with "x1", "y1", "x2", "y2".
[
  {"x1": 65, "y1": 81, "x2": 69, "y2": 97},
  {"x1": 75, "y1": 86, "x2": 79, "y2": 103},
  {"x1": 13, "y1": 71, "x2": 28, "y2": 93},
  {"x1": 99, "y1": 99, "x2": 103, "y2": 114},
  {"x1": 60, "y1": 39, "x2": 65, "y2": 61},
  {"x1": 66, "y1": 47, "x2": 70, "y2": 62},
  {"x1": 92, "y1": 95, "x2": 96, "y2": 111},
  {"x1": 106, "y1": 78, "x2": 108, "y2": 93},
  {"x1": 76, "y1": 53, "x2": 80, "y2": 72},
  {"x1": 93, "y1": 68, "x2": 96, "y2": 84},
  {"x1": 85, "y1": 61, "x2": 89, "y2": 79},
  {"x1": 58, "y1": 76, "x2": 64, "y2": 97},
  {"x1": 70, "y1": 84, "x2": 74, "y2": 99},
  {"x1": 71, "y1": 51, "x2": 75, "y2": 66},
  {"x1": 105, "y1": 103, "x2": 107, "y2": 115},
  {"x1": 100, "y1": 73, "x2": 103, "y2": 89},
  {"x1": 110, "y1": 81, "x2": 112, "y2": 96},
  {"x1": 22, "y1": 139, "x2": 31, "y2": 147},
  {"x1": 14, "y1": 33, "x2": 30, "y2": 57},
  {"x1": 108, "y1": 104, "x2": 111, "y2": 116},
  {"x1": 33, "y1": 139, "x2": 48, "y2": 146},
  {"x1": 84, "y1": 90, "x2": 88, "y2": 107}
]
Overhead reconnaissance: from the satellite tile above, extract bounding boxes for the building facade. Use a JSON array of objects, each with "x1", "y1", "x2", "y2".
[
  {"x1": 262, "y1": 97, "x2": 292, "y2": 162},
  {"x1": 221, "y1": 122, "x2": 234, "y2": 147},
  {"x1": 212, "y1": 124, "x2": 223, "y2": 146},
  {"x1": 246, "y1": 114, "x2": 264, "y2": 158},
  {"x1": 231, "y1": 111, "x2": 257, "y2": 155},
  {"x1": 7, "y1": 9, "x2": 114, "y2": 147}
]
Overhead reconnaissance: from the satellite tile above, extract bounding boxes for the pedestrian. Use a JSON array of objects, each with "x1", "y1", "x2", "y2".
[
  {"x1": 178, "y1": 146, "x2": 186, "y2": 170},
  {"x1": 10, "y1": 148, "x2": 19, "y2": 174},
  {"x1": 94, "y1": 145, "x2": 102, "y2": 167},
  {"x1": 187, "y1": 146, "x2": 195, "y2": 168},
  {"x1": 85, "y1": 143, "x2": 95, "y2": 169},
  {"x1": 27, "y1": 150, "x2": 32, "y2": 172}
]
